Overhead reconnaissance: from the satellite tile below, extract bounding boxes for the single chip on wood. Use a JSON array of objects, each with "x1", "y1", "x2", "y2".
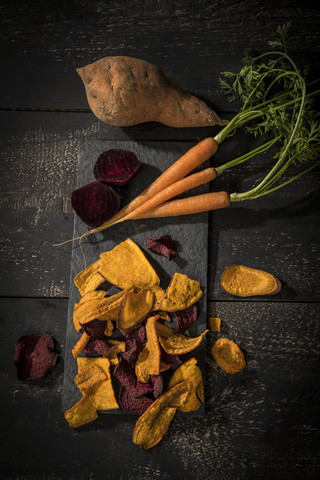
[
  {"x1": 211, "y1": 338, "x2": 246, "y2": 374},
  {"x1": 220, "y1": 264, "x2": 281, "y2": 297}
]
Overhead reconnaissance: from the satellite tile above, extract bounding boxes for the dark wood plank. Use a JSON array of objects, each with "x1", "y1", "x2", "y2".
[
  {"x1": 1, "y1": 0, "x2": 319, "y2": 110},
  {"x1": 2, "y1": 298, "x2": 319, "y2": 479}
]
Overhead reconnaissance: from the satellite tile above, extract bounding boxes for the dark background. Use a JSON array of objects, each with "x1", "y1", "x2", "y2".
[{"x1": 0, "y1": 1, "x2": 319, "y2": 479}]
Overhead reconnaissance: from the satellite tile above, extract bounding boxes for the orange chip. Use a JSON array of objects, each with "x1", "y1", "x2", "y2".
[
  {"x1": 78, "y1": 290, "x2": 108, "y2": 304},
  {"x1": 72, "y1": 332, "x2": 91, "y2": 358},
  {"x1": 77, "y1": 357, "x2": 119, "y2": 410},
  {"x1": 118, "y1": 289, "x2": 154, "y2": 334},
  {"x1": 158, "y1": 329, "x2": 209, "y2": 355},
  {"x1": 211, "y1": 338, "x2": 246, "y2": 374},
  {"x1": 156, "y1": 322, "x2": 175, "y2": 338},
  {"x1": 99, "y1": 238, "x2": 160, "y2": 290},
  {"x1": 73, "y1": 290, "x2": 126, "y2": 331},
  {"x1": 159, "y1": 273, "x2": 203, "y2": 312},
  {"x1": 104, "y1": 320, "x2": 115, "y2": 337},
  {"x1": 208, "y1": 316, "x2": 221, "y2": 332},
  {"x1": 167, "y1": 358, "x2": 204, "y2": 412},
  {"x1": 64, "y1": 395, "x2": 98, "y2": 428},
  {"x1": 135, "y1": 315, "x2": 161, "y2": 383},
  {"x1": 150, "y1": 285, "x2": 166, "y2": 309},
  {"x1": 74, "y1": 364, "x2": 107, "y2": 395},
  {"x1": 133, "y1": 380, "x2": 191, "y2": 450},
  {"x1": 103, "y1": 339, "x2": 126, "y2": 365},
  {"x1": 74, "y1": 259, "x2": 106, "y2": 296}
]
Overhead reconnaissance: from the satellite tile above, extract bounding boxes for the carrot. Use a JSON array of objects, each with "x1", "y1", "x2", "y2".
[
  {"x1": 85, "y1": 137, "x2": 218, "y2": 235},
  {"x1": 123, "y1": 167, "x2": 216, "y2": 221},
  {"x1": 133, "y1": 191, "x2": 231, "y2": 219}
]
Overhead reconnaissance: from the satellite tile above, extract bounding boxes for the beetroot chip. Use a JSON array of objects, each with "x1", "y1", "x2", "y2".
[
  {"x1": 93, "y1": 149, "x2": 141, "y2": 186},
  {"x1": 123, "y1": 325, "x2": 146, "y2": 365},
  {"x1": 14, "y1": 333, "x2": 58, "y2": 380},
  {"x1": 81, "y1": 319, "x2": 106, "y2": 339},
  {"x1": 114, "y1": 357, "x2": 152, "y2": 396},
  {"x1": 160, "y1": 347, "x2": 182, "y2": 371},
  {"x1": 83, "y1": 338, "x2": 114, "y2": 356},
  {"x1": 118, "y1": 387, "x2": 153, "y2": 415},
  {"x1": 71, "y1": 180, "x2": 120, "y2": 227},
  {"x1": 150, "y1": 375, "x2": 164, "y2": 399},
  {"x1": 147, "y1": 235, "x2": 177, "y2": 260},
  {"x1": 174, "y1": 303, "x2": 198, "y2": 333}
]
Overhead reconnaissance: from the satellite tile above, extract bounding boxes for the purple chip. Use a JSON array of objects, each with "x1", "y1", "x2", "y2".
[
  {"x1": 147, "y1": 235, "x2": 177, "y2": 261},
  {"x1": 174, "y1": 303, "x2": 198, "y2": 333},
  {"x1": 118, "y1": 387, "x2": 153, "y2": 415},
  {"x1": 14, "y1": 333, "x2": 58, "y2": 380},
  {"x1": 81, "y1": 319, "x2": 106, "y2": 339}
]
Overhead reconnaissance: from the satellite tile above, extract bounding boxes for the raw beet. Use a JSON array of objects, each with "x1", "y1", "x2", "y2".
[
  {"x1": 147, "y1": 234, "x2": 177, "y2": 260},
  {"x1": 13, "y1": 333, "x2": 58, "y2": 380},
  {"x1": 94, "y1": 149, "x2": 141, "y2": 186},
  {"x1": 71, "y1": 180, "x2": 120, "y2": 227},
  {"x1": 174, "y1": 304, "x2": 198, "y2": 333}
]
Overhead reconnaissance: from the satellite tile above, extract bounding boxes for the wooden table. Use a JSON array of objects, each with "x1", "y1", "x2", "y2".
[{"x1": 1, "y1": 2, "x2": 319, "y2": 479}]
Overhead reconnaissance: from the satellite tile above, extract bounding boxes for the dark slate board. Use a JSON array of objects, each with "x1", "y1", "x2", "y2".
[{"x1": 62, "y1": 140, "x2": 209, "y2": 413}]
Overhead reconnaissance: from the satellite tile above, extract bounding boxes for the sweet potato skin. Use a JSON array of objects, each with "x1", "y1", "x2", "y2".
[{"x1": 77, "y1": 56, "x2": 227, "y2": 128}]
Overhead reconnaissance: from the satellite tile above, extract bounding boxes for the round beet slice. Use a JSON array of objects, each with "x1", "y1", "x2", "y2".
[
  {"x1": 93, "y1": 149, "x2": 141, "y2": 186},
  {"x1": 71, "y1": 181, "x2": 120, "y2": 227}
]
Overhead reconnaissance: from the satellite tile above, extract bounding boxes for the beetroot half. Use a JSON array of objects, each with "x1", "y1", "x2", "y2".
[
  {"x1": 71, "y1": 181, "x2": 120, "y2": 227},
  {"x1": 93, "y1": 149, "x2": 141, "y2": 186}
]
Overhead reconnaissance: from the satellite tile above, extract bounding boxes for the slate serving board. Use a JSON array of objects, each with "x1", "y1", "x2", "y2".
[{"x1": 62, "y1": 140, "x2": 209, "y2": 414}]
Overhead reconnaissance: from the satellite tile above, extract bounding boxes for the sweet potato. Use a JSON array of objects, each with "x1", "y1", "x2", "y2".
[{"x1": 77, "y1": 56, "x2": 227, "y2": 128}]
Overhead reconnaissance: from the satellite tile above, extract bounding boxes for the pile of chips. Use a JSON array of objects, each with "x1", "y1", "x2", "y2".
[{"x1": 64, "y1": 238, "x2": 208, "y2": 449}]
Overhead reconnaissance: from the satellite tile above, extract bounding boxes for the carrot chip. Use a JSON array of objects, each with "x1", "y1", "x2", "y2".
[
  {"x1": 74, "y1": 259, "x2": 106, "y2": 296},
  {"x1": 158, "y1": 329, "x2": 209, "y2": 355},
  {"x1": 118, "y1": 288, "x2": 154, "y2": 334},
  {"x1": 135, "y1": 315, "x2": 161, "y2": 383},
  {"x1": 159, "y1": 272, "x2": 203, "y2": 312},
  {"x1": 167, "y1": 358, "x2": 204, "y2": 412},
  {"x1": 64, "y1": 395, "x2": 98, "y2": 428}
]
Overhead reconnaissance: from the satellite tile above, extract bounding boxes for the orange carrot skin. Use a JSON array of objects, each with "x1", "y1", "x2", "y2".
[
  {"x1": 134, "y1": 191, "x2": 230, "y2": 219},
  {"x1": 127, "y1": 167, "x2": 217, "y2": 220},
  {"x1": 94, "y1": 137, "x2": 218, "y2": 230}
]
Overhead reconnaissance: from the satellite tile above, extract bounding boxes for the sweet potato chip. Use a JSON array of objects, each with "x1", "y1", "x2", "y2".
[
  {"x1": 208, "y1": 316, "x2": 221, "y2": 332},
  {"x1": 73, "y1": 290, "x2": 125, "y2": 331},
  {"x1": 104, "y1": 320, "x2": 115, "y2": 337},
  {"x1": 99, "y1": 238, "x2": 160, "y2": 290},
  {"x1": 211, "y1": 338, "x2": 246, "y2": 374},
  {"x1": 156, "y1": 322, "x2": 175, "y2": 338},
  {"x1": 64, "y1": 395, "x2": 98, "y2": 428},
  {"x1": 74, "y1": 364, "x2": 107, "y2": 395},
  {"x1": 118, "y1": 289, "x2": 154, "y2": 334},
  {"x1": 78, "y1": 289, "x2": 108, "y2": 304},
  {"x1": 150, "y1": 285, "x2": 166, "y2": 308},
  {"x1": 159, "y1": 273, "x2": 203, "y2": 312},
  {"x1": 135, "y1": 315, "x2": 161, "y2": 383},
  {"x1": 72, "y1": 332, "x2": 91, "y2": 358},
  {"x1": 133, "y1": 380, "x2": 191, "y2": 450},
  {"x1": 74, "y1": 260, "x2": 106, "y2": 296},
  {"x1": 77, "y1": 357, "x2": 119, "y2": 410},
  {"x1": 158, "y1": 329, "x2": 209, "y2": 355},
  {"x1": 220, "y1": 264, "x2": 281, "y2": 297},
  {"x1": 104, "y1": 339, "x2": 126, "y2": 365},
  {"x1": 167, "y1": 358, "x2": 204, "y2": 412}
]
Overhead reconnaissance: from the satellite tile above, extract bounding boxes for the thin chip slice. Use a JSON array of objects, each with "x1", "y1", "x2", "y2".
[
  {"x1": 78, "y1": 290, "x2": 108, "y2": 304},
  {"x1": 156, "y1": 322, "x2": 175, "y2": 339},
  {"x1": 135, "y1": 315, "x2": 161, "y2": 383},
  {"x1": 174, "y1": 304, "x2": 197, "y2": 333},
  {"x1": 132, "y1": 380, "x2": 191, "y2": 450},
  {"x1": 77, "y1": 357, "x2": 119, "y2": 410},
  {"x1": 72, "y1": 332, "x2": 91, "y2": 358},
  {"x1": 73, "y1": 290, "x2": 126, "y2": 331},
  {"x1": 158, "y1": 329, "x2": 209, "y2": 355},
  {"x1": 64, "y1": 395, "x2": 98, "y2": 428},
  {"x1": 118, "y1": 387, "x2": 153, "y2": 415},
  {"x1": 99, "y1": 238, "x2": 160, "y2": 290},
  {"x1": 74, "y1": 260, "x2": 106, "y2": 296},
  {"x1": 159, "y1": 273, "x2": 203, "y2": 312},
  {"x1": 104, "y1": 320, "x2": 115, "y2": 337},
  {"x1": 74, "y1": 364, "x2": 107, "y2": 395},
  {"x1": 118, "y1": 289, "x2": 154, "y2": 334},
  {"x1": 103, "y1": 339, "x2": 126, "y2": 365},
  {"x1": 211, "y1": 338, "x2": 246, "y2": 374},
  {"x1": 167, "y1": 358, "x2": 204, "y2": 412}
]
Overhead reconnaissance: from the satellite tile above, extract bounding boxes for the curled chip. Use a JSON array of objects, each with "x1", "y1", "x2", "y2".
[
  {"x1": 220, "y1": 264, "x2": 281, "y2": 297},
  {"x1": 160, "y1": 273, "x2": 203, "y2": 312},
  {"x1": 158, "y1": 329, "x2": 209, "y2": 355},
  {"x1": 72, "y1": 332, "x2": 91, "y2": 358},
  {"x1": 167, "y1": 358, "x2": 204, "y2": 412},
  {"x1": 64, "y1": 395, "x2": 98, "y2": 428},
  {"x1": 103, "y1": 339, "x2": 126, "y2": 365},
  {"x1": 99, "y1": 238, "x2": 160, "y2": 290},
  {"x1": 118, "y1": 289, "x2": 154, "y2": 334},
  {"x1": 135, "y1": 315, "x2": 161, "y2": 383},
  {"x1": 14, "y1": 333, "x2": 58, "y2": 380},
  {"x1": 104, "y1": 320, "x2": 115, "y2": 337},
  {"x1": 133, "y1": 380, "x2": 191, "y2": 450},
  {"x1": 174, "y1": 304, "x2": 197, "y2": 333},
  {"x1": 73, "y1": 290, "x2": 126, "y2": 331},
  {"x1": 78, "y1": 289, "x2": 108, "y2": 304},
  {"x1": 211, "y1": 338, "x2": 246, "y2": 374},
  {"x1": 208, "y1": 316, "x2": 221, "y2": 332},
  {"x1": 147, "y1": 234, "x2": 177, "y2": 261},
  {"x1": 77, "y1": 357, "x2": 119, "y2": 410},
  {"x1": 74, "y1": 259, "x2": 106, "y2": 296}
]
